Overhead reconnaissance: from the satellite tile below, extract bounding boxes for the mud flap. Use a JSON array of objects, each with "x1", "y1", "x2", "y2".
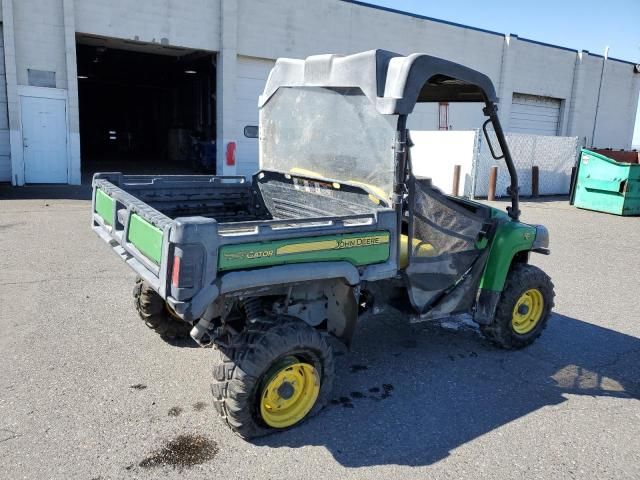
[
  {"x1": 473, "y1": 289, "x2": 501, "y2": 325},
  {"x1": 325, "y1": 282, "x2": 359, "y2": 345}
]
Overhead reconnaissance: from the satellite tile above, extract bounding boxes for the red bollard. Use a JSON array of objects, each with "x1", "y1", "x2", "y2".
[{"x1": 452, "y1": 165, "x2": 461, "y2": 196}]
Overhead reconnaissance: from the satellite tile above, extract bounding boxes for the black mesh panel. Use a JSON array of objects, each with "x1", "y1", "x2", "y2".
[
  {"x1": 256, "y1": 172, "x2": 386, "y2": 220},
  {"x1": 406, "y1": 177, "x2": 490, "y2": 313},
  {"x1": 411, "y1": 179, "x2": 485, "y2": 257}
]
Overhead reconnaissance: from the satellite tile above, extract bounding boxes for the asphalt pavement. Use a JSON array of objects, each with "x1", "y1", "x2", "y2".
[{"x1": 1, "y1": 188, "x2": 639, "y2": 479}]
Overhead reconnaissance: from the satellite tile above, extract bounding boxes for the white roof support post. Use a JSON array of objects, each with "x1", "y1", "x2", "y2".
[
  {"x1": 216, "y1": 0, "x2": 238, "y2": 176},
  {"x1": 63, "y1": 0, "x2": 81, "y2": 185},
  {"x1": 2, "y1": 0, "x2": 22, "y2": 186},
  {"x1": 496, "y1": 34, "x2": 517, "y2": 131}
]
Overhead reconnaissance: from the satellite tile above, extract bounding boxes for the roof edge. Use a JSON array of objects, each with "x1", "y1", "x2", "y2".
[
  {"x1": 341, "y1": 0, "x2": 504, "y2": 37},
  {"x1": 341, "y1": 0, "x2": 639, "y2": 66}
]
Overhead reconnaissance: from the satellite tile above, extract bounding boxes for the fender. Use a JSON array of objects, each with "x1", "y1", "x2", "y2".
[
  {"x1": 168, "y1": 261, "x2": 361, "y2": 322},
  {"x1": 479, "y1": 221, "x2": 537, "y2": 292},
  {"x1": 474, "y1": 222, "x2": 548, "y2": 325}
]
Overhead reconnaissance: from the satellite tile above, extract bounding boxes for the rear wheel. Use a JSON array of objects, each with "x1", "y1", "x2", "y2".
[
  {"x1": 132, "y1": 277, "x2": 192, "y2": 340},
  {"x1": 211, "y1": 316, "x2": 334, "y2": 439},
  {"x1": 480, "y1": 264, "x2": 554, "y2": 349}
]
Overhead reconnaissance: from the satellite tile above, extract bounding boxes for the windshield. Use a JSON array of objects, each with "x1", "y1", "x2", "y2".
[{"x1": 259, "y1": 86, "x2": 398, "y2": 200}]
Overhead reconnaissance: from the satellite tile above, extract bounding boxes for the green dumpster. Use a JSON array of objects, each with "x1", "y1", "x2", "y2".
[{"x1": 571, "y1": 149, "x2": 640, "y2": 216}]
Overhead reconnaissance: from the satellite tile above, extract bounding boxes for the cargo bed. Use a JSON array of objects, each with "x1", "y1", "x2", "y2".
[{"x1": 91, "y1": 172, "x2": 398, "y2": 321}]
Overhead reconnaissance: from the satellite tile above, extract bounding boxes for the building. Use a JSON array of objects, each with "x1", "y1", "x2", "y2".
[{"x1": 0, "y1": 0, "x2": 638, "y2": 185}]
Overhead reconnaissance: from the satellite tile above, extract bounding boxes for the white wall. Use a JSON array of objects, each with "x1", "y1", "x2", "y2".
[
  {"x1": 410, "y1": 130, "x2": 477, "y2": 196},
  {"x1": 592, "y1": 59, "x2": 640, "y2": 149},
  {"x1": 74, "y1": 0, "x2": 221, "y2": 52},
  {"x1": 568, "y1": 53, "x2": 602, "y2": 146},
  {"x1": 511, "y1": 40, "x2": 576, "y2": 101},
  {"x1": 236, "y1": 0, "x2": 504, "y2": 85},
  {"x1": 12, "y1": 0, "x2": 67, "y2": 89}
]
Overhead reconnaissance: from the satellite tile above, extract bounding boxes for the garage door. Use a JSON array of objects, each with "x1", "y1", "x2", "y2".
[
  {"x1": 235, "y1": 56, "x2": 275, "y2": 178},
  {"x1": 509, "y1": 93, "x2": 561, "y2": 136}
]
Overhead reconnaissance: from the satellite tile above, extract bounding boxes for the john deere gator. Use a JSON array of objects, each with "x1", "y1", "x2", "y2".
[{"x1": 91, "y1": 49, "x2": 555, "y2": 438}]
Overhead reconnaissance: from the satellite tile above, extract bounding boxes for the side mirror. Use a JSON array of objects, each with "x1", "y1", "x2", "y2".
[
  {"x1": 243, "y1": 125, "x2": 259, "y2": 139},
  {"x1": 482, "y1": 119, "x2": 504, "y2": 160}
]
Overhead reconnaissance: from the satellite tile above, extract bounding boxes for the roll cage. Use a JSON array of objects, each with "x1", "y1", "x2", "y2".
[{"x1": 260, "y1": 49, "x2": 520, "y2": 221}]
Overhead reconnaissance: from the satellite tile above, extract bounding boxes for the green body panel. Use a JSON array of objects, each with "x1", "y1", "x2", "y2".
[
  {"x1": 218, "y1": 231, "x2": 390, "y2": 271},
  {"x1": 479, "y1": 217, "x2": 536, "y2": 291},
  {"x1": 95, "y1": 189, "x2": 115, "y2": 226},
  {"x1": 127, "y1": 214, "x2": 163, "y2": 264},
  {"x1": 573, "y1": 149, "x2": 640, "y2": 216}
]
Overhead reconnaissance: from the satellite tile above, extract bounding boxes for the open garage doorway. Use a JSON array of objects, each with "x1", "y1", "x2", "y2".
[{"x1": 76, "y1": 36, "x2": 216, "y2": 179}]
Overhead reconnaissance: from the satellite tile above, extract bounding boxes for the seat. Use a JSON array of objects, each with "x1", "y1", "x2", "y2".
[{"x1": 399, "y1": 234, "x2": 436, "y2": 268}]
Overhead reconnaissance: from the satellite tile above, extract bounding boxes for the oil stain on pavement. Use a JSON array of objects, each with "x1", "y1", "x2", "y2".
[
  {"x1": 330, "y1": 383, "x2": 395, "y2": 408},
  {"x1": 139, "y1": 434, "x2": 218, "y2": 469},
  {"x1": 193, "y1": 401, "x2": 208, "y2": 411},
  {"x1": 167, "y1": 406, "x2": 183, "y2": 417}
]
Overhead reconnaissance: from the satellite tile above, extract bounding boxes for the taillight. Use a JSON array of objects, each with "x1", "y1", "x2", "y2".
[
  {"x1": 171, "y1": 255, "x2": 181, "y2": 288},
  {"x1": 169, "y1": 246, "x2": 201, "y2": 298}
]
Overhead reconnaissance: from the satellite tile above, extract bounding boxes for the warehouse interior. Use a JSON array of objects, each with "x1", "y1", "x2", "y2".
[{"x1": 76, "y1": 37, "x2": 217, "y2": 177}]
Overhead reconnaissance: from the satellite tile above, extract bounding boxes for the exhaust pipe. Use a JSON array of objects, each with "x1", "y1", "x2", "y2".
[{"x1": 190, "y1": 317, "x2": 212, "y2": 346}]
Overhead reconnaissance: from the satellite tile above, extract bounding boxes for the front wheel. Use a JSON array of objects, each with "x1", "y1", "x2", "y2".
[
  {"x1": 480, "y1": 264, "x2": 555, "y2": 349},
  {"x1": 211, "y1": 317, "x2": 335, "y2": 439}
]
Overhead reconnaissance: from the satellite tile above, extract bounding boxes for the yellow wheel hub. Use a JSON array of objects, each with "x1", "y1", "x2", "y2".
[
  {"x1": 259, "y1": 358, "x2": 320, "y2": 429},
  {"x1": 512, "y1": 288, "x2": 544, "y2": 334}
]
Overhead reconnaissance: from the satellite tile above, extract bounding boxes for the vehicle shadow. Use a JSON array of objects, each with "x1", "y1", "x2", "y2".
[
  {"x1": 163, "y1": 336, "x2": 201, "y2": 349},
  {"x1": 255, "y1": 312, "x2": 640, "y2": 467},
  {"x1": 0, "y1": 183, "x2": 92, "y2": 200}
]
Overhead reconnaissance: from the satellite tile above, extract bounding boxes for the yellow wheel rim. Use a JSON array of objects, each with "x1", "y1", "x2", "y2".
[
  {"x1": 259, "y1": 358, "x2": 320, "y2": 429},
  {"x1": 511, "y1": 288, "x2": 544, "y2": 335}
]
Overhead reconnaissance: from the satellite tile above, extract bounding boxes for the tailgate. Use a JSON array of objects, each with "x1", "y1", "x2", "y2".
[{"x1": 91, "y1": 173, "x2": 172, "y2": 296}]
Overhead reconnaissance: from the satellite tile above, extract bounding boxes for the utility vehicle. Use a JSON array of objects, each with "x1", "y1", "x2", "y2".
[{"x1": 91, "y1": 50, "x2": 554, "y2": 439}]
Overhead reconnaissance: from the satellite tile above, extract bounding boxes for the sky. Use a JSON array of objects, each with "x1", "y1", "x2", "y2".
[{"x1": 366, "y1": 0, "x2": 640, "y2": 146}]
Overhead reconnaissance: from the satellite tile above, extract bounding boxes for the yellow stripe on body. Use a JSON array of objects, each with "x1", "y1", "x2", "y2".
[
  {"x1": 277, "y1": 240, "x2": 338, "y2": 255},
  {"x1": 276, "y1": 234, "x2": 389, "y2": 256}
]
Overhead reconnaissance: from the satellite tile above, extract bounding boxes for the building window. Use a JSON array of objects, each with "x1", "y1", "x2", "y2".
[
  {"x1": 27, "y1": 69, "x2": 56, "y2": 88},
  {"x1": 244, "y1": 125, "x2": 259, "y2": 138}
]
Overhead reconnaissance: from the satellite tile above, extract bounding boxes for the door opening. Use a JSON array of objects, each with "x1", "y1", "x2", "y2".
[{"x1": 76, "y1": 37, "x2": 216, "y2": 179}]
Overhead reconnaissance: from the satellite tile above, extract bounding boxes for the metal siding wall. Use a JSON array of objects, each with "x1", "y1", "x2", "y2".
[
  {"x1": 510, "y1": 93, "x2": 561, "y2": 136},
  {"x1": 0, "y1": 24, "x2": 10, "y2": 181}
]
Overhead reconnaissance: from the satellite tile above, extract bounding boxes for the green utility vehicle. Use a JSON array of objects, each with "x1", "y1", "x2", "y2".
[{"x1": 91, "y1": 50, "x2": 554, "y2": 438}]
